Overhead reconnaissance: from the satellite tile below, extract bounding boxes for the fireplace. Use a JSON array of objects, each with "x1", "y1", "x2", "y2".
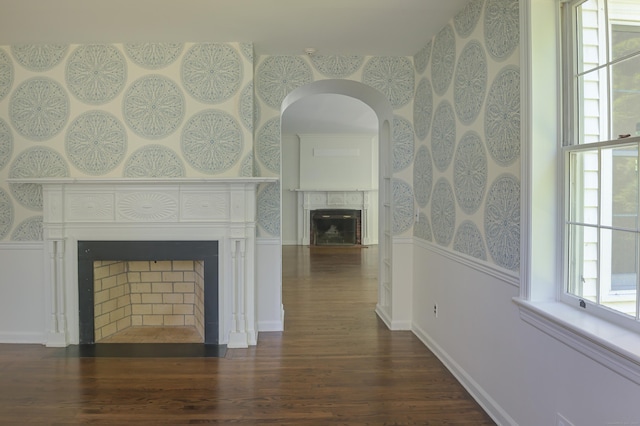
[
  {"x1": 296, "y1": 189, "x2": 378, "y2": 246},
  {"x1": 78, "y1": 241, "x2": 218, "y2": 344},
  {"x1": 12, "y1": 177, "x2": 276, "y2": 348},
  {"x1": 311, "y1": 209, "x2": 361, "y2": 246}
]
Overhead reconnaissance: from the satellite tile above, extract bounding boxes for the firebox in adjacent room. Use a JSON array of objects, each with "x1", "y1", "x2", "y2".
[{"x1": 311, "y1": 209, "x2": 361, "y2": 246}]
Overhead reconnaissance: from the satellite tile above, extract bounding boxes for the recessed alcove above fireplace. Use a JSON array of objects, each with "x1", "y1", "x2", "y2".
[{"x1": 9, "y1": 177, "x2": 276, "y2": 348}]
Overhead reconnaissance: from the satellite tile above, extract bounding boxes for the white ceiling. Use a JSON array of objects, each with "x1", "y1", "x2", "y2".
[{"x1": 0, "y1": 0, "x2": 469, "y2": 56}]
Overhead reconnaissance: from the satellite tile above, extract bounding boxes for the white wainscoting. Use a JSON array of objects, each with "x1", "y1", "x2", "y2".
[{"x1": 0, "y1": 243, "x2": 46, "y2": 343}]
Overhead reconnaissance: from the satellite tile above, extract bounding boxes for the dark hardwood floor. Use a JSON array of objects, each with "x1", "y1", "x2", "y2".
[{"x1": 0, "y1": 245, "x2": 495, "y2": 425}]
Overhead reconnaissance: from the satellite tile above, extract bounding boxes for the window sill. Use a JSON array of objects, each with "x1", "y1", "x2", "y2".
[{"x1": 513, "y1": 297, "x2": 640, "y2": 385}]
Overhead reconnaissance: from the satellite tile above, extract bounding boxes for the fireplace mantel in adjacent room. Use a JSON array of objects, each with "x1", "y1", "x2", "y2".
[
  {"x1": 294, "y1": 189, "x2": 378, "y2": 246},
  {"x1": 8, "y1": 177, "x2": 277, "y2": 348}
]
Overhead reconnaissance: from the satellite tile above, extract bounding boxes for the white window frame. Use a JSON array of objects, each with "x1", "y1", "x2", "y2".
[
  {"x1": 560, "y1": 0, "x2": 640, "y2": 331},
  {"x1": 515, "y1": 0, "x2": 640, "y2": 385}
]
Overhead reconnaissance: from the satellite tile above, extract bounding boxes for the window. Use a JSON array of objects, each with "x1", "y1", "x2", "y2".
[{"x1": 563, "y1": 0, "x2": 640, "y2": 330}]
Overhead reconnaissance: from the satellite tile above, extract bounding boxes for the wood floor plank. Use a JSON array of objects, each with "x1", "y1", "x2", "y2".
[{"x1": 0, "y1": 245, "x2": 494, "y2": 425}]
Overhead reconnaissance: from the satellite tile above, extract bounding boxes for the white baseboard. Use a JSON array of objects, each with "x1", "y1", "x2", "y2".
[
  {"x1": 376, "y1": 303, "x2": 412, "y2": 330},
  {"x1": 412, "y1": 324, "x2": 518, "y2": 426},
  {"x1": 375, "y1": 305, "x2": 392, "y2": 328}
]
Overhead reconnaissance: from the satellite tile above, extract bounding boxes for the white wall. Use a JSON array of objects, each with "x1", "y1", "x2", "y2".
[
  {"x1": 0, "y1": 243, "x2": 45, "y2": 343},
  {"x1": 298, "y1": 134, "x2": 377, "y2": 190},
  {"x1": 413, "y1": 243, "x2": 640, "y2": 425},
  {"x1": 281, "y1": 133, "x2": 300, "y2": 245}
]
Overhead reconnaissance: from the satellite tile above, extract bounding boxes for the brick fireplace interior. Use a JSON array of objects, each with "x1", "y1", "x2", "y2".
[{"x1": 78, "y1": 241, "x2": 219, "y2": 345}]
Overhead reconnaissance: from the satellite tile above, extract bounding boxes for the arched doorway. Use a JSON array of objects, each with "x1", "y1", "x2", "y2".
[{"x1": 280, "y1": 79, "x2": 394, "y2": 325}]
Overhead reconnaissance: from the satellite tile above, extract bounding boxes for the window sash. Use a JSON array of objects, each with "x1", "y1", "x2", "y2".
[{"x1": 562, "y1": 0, "x2": 640, "y2": 331}]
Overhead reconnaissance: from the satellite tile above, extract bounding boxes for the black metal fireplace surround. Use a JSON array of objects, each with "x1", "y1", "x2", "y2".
[
  {"x1": 69, "y1": 240, "x2": 225, "y2": 358},
  {"x1": 311, "y1": 209, "x2": 361, "y2": 246}
]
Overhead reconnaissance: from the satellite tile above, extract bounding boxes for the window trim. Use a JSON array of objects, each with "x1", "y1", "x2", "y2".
[
  {"x1": 561, "y1": 0, "x2": 640, "y2": 331},
  {"x1": 518, "y1": 0, "x2": 640, "y2": 384}
]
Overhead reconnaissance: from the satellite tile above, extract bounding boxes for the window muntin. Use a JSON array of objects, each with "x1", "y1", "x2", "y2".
[{"x1": 564, "y1": 0, "x2": 640, "y2": 328}]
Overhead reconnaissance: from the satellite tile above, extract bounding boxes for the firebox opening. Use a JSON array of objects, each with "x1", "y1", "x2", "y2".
[
  {"x1": 78, "y1": 241, "x2": 218, "y2": 345},
  {"x1": 92, "y1": 259, "x2": 206, "y2": 344},
  {"x1": 311, "y1": 209, "x2": 361, "y2": 246}
]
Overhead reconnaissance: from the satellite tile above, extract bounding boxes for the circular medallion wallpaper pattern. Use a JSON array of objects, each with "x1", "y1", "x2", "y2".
[
  {"x1": 413, "y1": 211, "x2": 433, "y2": 242},
  {"x1": 0, "y1": 118, "x2": 13, "y2": 171},
  {"x1": 124, "y1": 43, "x2": 183, "y2": 69},
  {"x1": 413, "y1": 78, "x2": 433, "y2": 141},
  {"x1": 413, "y1": 41, "x2": 431, "y2": 74},
  {"x1": 484, "y1": 174, "x2": 520, "y2": 270},
  {"x1": 0, "y1": 188, "x2": 13, "y2": 240},
  {"x1": 240, "y1": 152, "x2": 257, "y2": 177},
  {"x1": 431, "y1": 178, "x2": 456, "y2": 247},
  {"x1": 257, "y1": 56, "x2": 313, "y2": 109},
  {"x1": 454, "y1": 131, "x2": 487, "y2": 215},
  {"x1": 431, "y1": 100, "x2": 456, "y2": 172},
  {"x1": 0, "y1": 48, "x2": 13, "y2": 101},
  {"x1": 181, "y1": 43, "x2": 242, "y2": 104},
  {"x1": 181, "y1": 109, "x2": 243, "y2": 174},
  {"x1": 484, "y1": 0, "x2": 520, "y2": 61},
  {"x1": 240, "y1": 43, "x2": 254, "y2": 63},
  {"x1": 9, "y1": 146, "x2": 69, "y2": 210},
  {"x1": 413, "y1": 145, "x2": 433, "y2": 208},
  {"x1": 392, "y1": 178, "x2": 415, "y2": 235},
  {"x1": 11, "y1": 216, "x2": 43, "y2": 241},
  {"x1": 11, "y1": 44, "x2": 68, "y2": 72},
  {"x1": 257, "y1": 182, "x2": 280, "y2": 236},
  {"x1": 363, "y1": 56, "x2": 414, "y2": 108},
  {"x1": 65, "y1": 111, "x2": 127, "y2": 175},
  {"x1": 454, "y1": 41, "x2": 487, "y2": 125},
  {"x1": 256, "y1": 117, "x2": 281, "y2": 174},
  {"x1": 310, "y1": 55, "x2": 364, "y2": 78},
  {"x1": 10, "y1": 77, "x2": 69, "y2": 141},
  {"x1": 66, "y1": 44, "x2": 127, "y2": 104},
  {"x1": 485, "y1": 66, "x2": 521, "y2": 166},
  {"x1": 453, "y1": 220, "x2": 487, "y2": 260},
  {"x1": 123, "y1": 74, "x2": 185, "y2": 139},
  {"x1": 454, "y1": 0, "x2": 485, "y2": 38},
  {"x1": 239, "y1": 82, "x2": 259, "y2": 132},
  {"x1": 431, "y1": 24, "x2": 456, "y2": 96},
  {"x1": 393, "y1": 115, "x2": 415, "y2": 172},
  {"x1": 123, "y1": 145, "x2": 185, "y2": 178}
]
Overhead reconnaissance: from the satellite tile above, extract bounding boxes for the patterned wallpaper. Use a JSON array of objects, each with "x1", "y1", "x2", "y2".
[
  {"x1": 0, "y1": 0, "x2": 521, "y2": 274},
  {"x1": 411, "y1": 0, "x2": 521, "y2": 272},
  {"x1": 0, "y1": 42, "x2": 255, "y2": 241}
]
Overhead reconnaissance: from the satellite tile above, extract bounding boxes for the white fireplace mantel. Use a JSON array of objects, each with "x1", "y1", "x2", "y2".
[
  {"x1": 294, "y1": 188, "x2": 378, "y2": 246},
  {"x1": 9, "y1": 177, "x2": 277, "y2": 348}
]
